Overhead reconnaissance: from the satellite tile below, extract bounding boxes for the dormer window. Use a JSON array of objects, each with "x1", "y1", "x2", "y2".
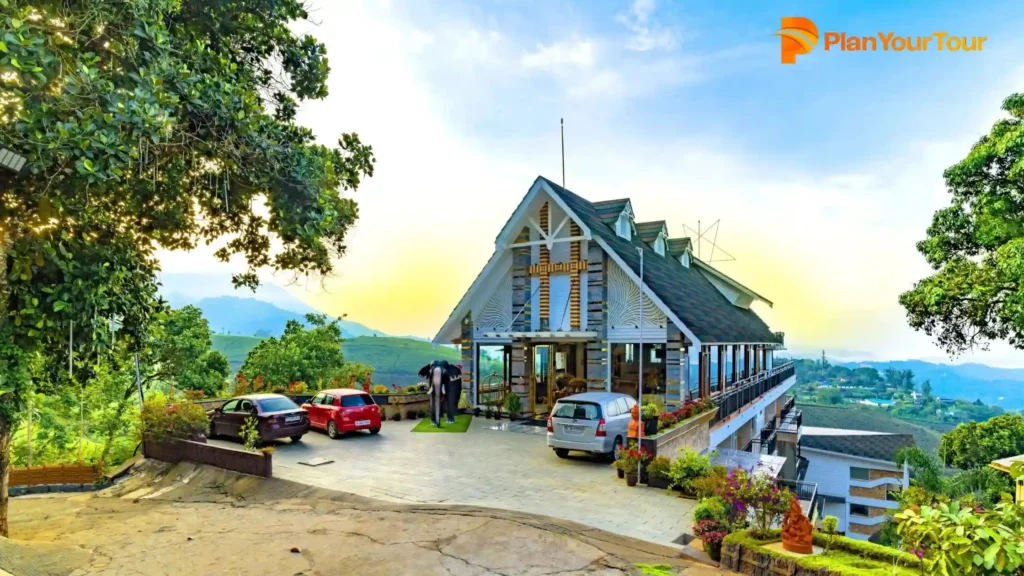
[
  {"x1": 616, "y1": 212, "x2": 632, "y2": 240},
  {"x1": 680, "y1": 251, "x2": 691, "y2": 268},
  {"x1": 654, "y1": 235, "x2": 666, "y2": 256}
]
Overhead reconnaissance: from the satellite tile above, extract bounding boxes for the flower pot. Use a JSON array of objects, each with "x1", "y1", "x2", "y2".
[
  {"x1": 643, "y1": 417, "x2": 658, "y2": 436},
  {"x1": 626, "y1": 473, "x2": 638, "y2": 487},
  {"x1": 705, "y1": 542, "x2": 721, "y2": 562},
  {"x1": 647, "y1": 475, "x2": 671, "y2": 489},
  {"x1": 617, "y1": 468, "x2": 625, "y2": 479}
]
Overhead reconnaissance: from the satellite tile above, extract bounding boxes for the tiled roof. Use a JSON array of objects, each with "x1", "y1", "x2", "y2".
[
  {"x1": 541, "y1": 176, "x2": 780, "y2": 344},
  {"x1": 666, "y1": 237, "x2": 691, "y2": 257},
  {"x1": 592, "y1": 199, "x2": 630, "y2": 224},
  {"x1": 635, "y1": 221, "x2": 667, "y2": 244},
  {"x1": 801, "y1": 432, "x2": 915, "y2": 463}
]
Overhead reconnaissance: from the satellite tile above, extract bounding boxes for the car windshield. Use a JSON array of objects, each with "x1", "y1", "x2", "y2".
[
  {"x1": 552, "y1": 401, "x2": 600, "y2": 420},
  {"x1": 256, "y1": 397, "x2": 298, "y2": 413},
  {"x1": 341, "y1": 394, "x2": 373, "y2": 407}
]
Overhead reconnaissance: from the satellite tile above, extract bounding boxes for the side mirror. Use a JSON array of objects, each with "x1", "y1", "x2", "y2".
[
  {"x1": 301, "y1": 404, "x2": 311, "y2": 410},
  {"x1": 214, "y1": 407, "x2": 223, "y2": 414}
]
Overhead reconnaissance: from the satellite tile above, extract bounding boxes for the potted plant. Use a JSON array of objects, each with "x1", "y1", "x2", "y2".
[
  {"x1": 458, "y1": 391, "x2": 472, "y2": 414},
  {"x1": 617, "y1": 442, "x2": 651, "y2": 487},
  {"x1": 692, "y1": 519, "x2": 727, "y2": 562},
  {"x1": 645, "y1": 456, "x2": 672, "y2": 489},
  {"x1": 485, "y1": 405, "x2": 494, "y2": 419},
  {"x1": 503, "y1": 393, "x2": 522, "y2": 420},
  {"x1": 641, "y1": 403, "x2": 660, "y2": 436},
  {"x1": 612, "y1": 458, "x2": 626, "y2": 479},
  {"x1": 473, "y1": 406, "x2": 482, "y2": 417}
]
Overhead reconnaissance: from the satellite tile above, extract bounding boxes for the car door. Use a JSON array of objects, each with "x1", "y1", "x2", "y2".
[
  {"x1": 306, "y1": 392, "x2": 325, "y2": 428},
  {"x1": 321, "y1": 394, "x2": 338, "y2": 428},
  {"x1": 612, "y1": 397, "x2": 632, "y2": 439},
  {"x1": 228, "y1": 399, "x2": 256, "y2": 438},
  {"x1": 215, "y1": 399, "x2": 239, "y2": 436}
]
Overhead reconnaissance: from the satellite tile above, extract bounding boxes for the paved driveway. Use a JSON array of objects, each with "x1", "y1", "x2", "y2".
[{"x1": 213, "y1": 417, "x2": 695, "y2": 548}]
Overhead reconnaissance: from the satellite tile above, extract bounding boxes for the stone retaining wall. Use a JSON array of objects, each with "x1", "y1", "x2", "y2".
[{"x1": 144, "y1": 439, "x2": 272, "y2": 478}]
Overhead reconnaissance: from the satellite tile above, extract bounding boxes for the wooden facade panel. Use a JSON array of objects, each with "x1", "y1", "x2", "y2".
[
  {"x1": 460, "y1": 316, "x2": 474, "y2": 392},
  {"x1": 512, "y1": 227, "x2": 531, "y2": 332},
  {"x1": 10, "y1": 463, "x2": 103, "y2": 487}
]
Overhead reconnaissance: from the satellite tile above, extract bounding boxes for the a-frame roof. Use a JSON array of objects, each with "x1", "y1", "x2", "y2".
[
  {"x1": 540, "y1": 177, "x2": 780, "y2": 344},
  {"x1": 666, "y1": 237, "x2": 692, "y2": 257},
  {"x1": 635, "y1": 221, "x2": 668, "y2": 244}
]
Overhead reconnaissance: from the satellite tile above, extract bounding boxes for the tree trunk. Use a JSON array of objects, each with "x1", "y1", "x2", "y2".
[{"x1": 0, "y1": 416, "x2": 10, "y2": 537}]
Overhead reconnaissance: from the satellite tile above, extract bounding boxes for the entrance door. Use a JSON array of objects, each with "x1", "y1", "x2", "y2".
[{"x1": 533, "y1": 345, "x2": 549, "y2": 414}]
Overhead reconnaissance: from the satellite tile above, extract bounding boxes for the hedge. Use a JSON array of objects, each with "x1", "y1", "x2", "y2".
[{"x1": 723, "y1": 529, "x2": 921, "y2": 576}]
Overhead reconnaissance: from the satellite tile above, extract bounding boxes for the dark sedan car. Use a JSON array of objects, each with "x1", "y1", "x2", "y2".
[{"x1": 208, "y1": 394, "x2": 309, "y2": 444}]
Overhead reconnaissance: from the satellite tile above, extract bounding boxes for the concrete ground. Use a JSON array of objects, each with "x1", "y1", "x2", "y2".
[
  {"x1": 210, "y1": 417, "x2": 696, "y2": 548},
  {"x1": 3, "y1": 460, "x2": 727, "y2": 576}
]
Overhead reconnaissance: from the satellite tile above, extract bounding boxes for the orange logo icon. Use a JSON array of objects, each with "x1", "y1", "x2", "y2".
[{"x1": 775, "y1": 17, "x2": 819, "y2": 64}]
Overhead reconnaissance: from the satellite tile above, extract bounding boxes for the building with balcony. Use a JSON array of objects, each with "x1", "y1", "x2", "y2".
[
  {"x1": 798, "y1": 427, "x2": 913, "y2": 540},
  {"x1": 433, "y1": 176, "x2": 796, "y2": 457}
]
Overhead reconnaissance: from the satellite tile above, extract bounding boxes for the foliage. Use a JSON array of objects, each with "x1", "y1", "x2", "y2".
[
  {"x1": 239, "y1": 417, "x2": 260, "y2": 452},
  {"x1": 800, "y1": 404, "x2": 944, "y2": 454},
  {"x1": 894, "y1": 498, "x2": 1024, "y2": 575},
  {"x1": 371, "y1": 384, "x2": 390, "y2": 394},
  {"x1": 690, "y1": 464, "x2": 728, "y2": 499},
  {"x1": 897, "y1": 446, "x2": 946, "y2": 494},
  {"x1": 724, "y1": 529, "x2": 921, "y2": 576},
  {"x1": 645, "y1": 456, "x2": 671, "y2": 481},
  {"x1": 403, "y1": 383, "x2": 427, "y2": 394},
  {"x1": 615, "y1": 441, "x2": 651, "y2": 474},
  {"x1": 287, "y1": 381, "x2": 308, "y2": 394},
  {"x1": 640, "y1": 403, "x2": 660, "y2": 420},
  {"x1": 140, "y1": 393, "x2": 209, "y2": 444},
  {"x1": 633, "y1": 564, "x2": 674, "y2": 576},
  {"x1": 898, "y1": 445, "x2": 1016, "y2": 507},
  {"x1": 503, "y1": 392, "x2": 522, "y2": 415},
  {"x1": 667, "y1": 448, "x2": 714, "y2": 494},
  {"x1": 693, "y1": 496, "x2": 729, "y2": 525},
  {"x1": 816, "y1": 387, "x2": 844, "y2": 405},
  {"x1": 692, "y1": 518, "x2": 727, "y2": 548},
  {"x1": 821, "y1": 515, "x2": 839, "y2": 555},
  {"x1": 333, "y1": 361, "x2": 375, "y2": 389},
  {"x1": 150, "y1": 307, "x2": 231, "y2": 397},
  {"x1": 900, "y1": 94, "x2": 1024, "y2": 354},
  {"x1": 458, "y1": 391, "x2": 471, "y2": 411},
  {"x1": 940, "y1": 414, "x2": 1024, "y2": 470},
  {"x1": 240, "y1": 315, "x2": 347, "y2": 390},
  {"x1": 655, "y1": 398, "x2": 716, "y2": 433},
  {"x1": 717, "y1": 470, "x2": 793, "y2": 538}
]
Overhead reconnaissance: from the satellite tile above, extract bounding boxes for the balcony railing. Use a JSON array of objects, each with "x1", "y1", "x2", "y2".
[
  {"x1": 777, "y1": 409, "x2": 802, "y2": 435},
  {"x1": 778, "y1": 479, "x2": 818, "y2": 519},
  {"x1": 710, "y1": 362, "x2": 795, "y2": 427}
]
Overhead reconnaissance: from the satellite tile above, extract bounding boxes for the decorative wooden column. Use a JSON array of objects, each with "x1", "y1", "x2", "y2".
[
  {"x1": 717, "y1": 346, "x2": 726, "y2": 392},
  {"x1": 512, "y1": 227, "x2": 531, "y2": 331},
  {"x1": 460, "y1": 314, "x2": 474, "y2": 393},
  {"x1": 743, "y1": 345, "x2": 751, "y2": 379},
  {"x1": 666, "y1": 326, "x2": 683, "y2": 407},
  {"x1": 569, "y1": 222, "x2": 582, "y2": 330},
  {"x1": 585, "y1": 246, "x2": 609, "y2": 392},
  {"x1": 538, "y1": 202, "x2": 550, "y2": 330}
]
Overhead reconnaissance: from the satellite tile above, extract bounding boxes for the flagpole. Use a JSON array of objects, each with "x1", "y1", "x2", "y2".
[{"x1": 636, "y1": 246, "x2": 644, "y2": 480}]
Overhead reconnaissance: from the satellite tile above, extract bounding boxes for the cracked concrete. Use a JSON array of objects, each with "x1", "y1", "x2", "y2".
[{"x1": 2, "y1": 461, "x2": 729, "y2": 576}]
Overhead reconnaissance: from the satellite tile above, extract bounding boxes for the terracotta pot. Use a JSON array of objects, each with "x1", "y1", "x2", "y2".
[
  {"x1": 617, "y1": 468, "x2": 625, "y2": 479},
  {"x1": 626, "y1": 473, "x2": 638, "y2": 487}
]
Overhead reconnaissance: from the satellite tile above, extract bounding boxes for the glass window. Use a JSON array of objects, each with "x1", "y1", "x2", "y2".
[
  {"x1": 341, "y1": 394, "x2": 372, "y2": 407},
  {"x1": 257, "y1": 397, "x2": 299, "y2": 412},
  {"x1": 221, "y1": 399, "x2": 239, "y2": 412},
  {"x1": 606, "y1": 401, "x2": 620, "y2": 417},
  {"x1": 552, "y1": 401, "x2": 601, "y2": 420},
  {"x1": 309, "y1": 393, "x2": 325, "y2": 405},
  {"x1": 615, "y1": 398, "x2": 630, "y2": 415},
  {"x1": 478, "y1": 345, "x2": 511, "y2": 406},
  {"x1": 850, "y1": 467, "x2": 871, "y2": 480},
  {"x1": 238, "y1": 399, "x2": 254, "y2": 412},
  {"x1": 849, "y1": 504, "x2": 870, "y2": 517},
  {"x1": 319, "y1": 395, "x2": 335, "y2": 406},
  {"x1": 611, "y1": 343, "x2": 667, "y2": 402}
]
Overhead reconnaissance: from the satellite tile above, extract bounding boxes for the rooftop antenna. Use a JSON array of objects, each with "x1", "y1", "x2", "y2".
[
  {"x1": 560, "y1": 118, "x2": 565, "y2": 187},
  {"x1": 681, "y1": 219, "x2": 737, "y2": 264}
]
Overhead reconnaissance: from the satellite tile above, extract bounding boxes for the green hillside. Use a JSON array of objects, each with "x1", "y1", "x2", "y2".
[
  {"x1": 211, "y1": 334, "x2": 460, "y2": 384},
  {"x1": 798, "y1": 403, "x2": 943, "y2": 455}
]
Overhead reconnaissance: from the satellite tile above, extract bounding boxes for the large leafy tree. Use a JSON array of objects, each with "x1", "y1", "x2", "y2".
[
  {"x1": 939, "y1": 414, "x2": 1024, "y2": 471},
  {"x1": 901, "y1": 94, "x2": 1024, "y2": 353},
  {"x1": 147, "y1": 305, "x2": 230, "y2": 397},
  {"x1": 0, "y1": 0, "x2": 373, "y2": 536},
  {"x1": 240, "y1": 314, "x2": 345, "y2": 389}
]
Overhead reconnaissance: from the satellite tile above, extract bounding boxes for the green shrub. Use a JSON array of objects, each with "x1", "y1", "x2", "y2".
[
  {"x1": 646, "y1": 456, "x2": 671, "y2": 480},
  {"x1": 371, "y1": 384, "x2": 390, "y2": 394},
  {"x1": 240, "y1": 417, "x2": 260, "y2": 452},
  {"x1": 724, "y1": 529, "x2": 921, "y2": 576},
  {"x1": 690, "y1": 464, "x2": 727, "y2": 498},
  {"x1": 821, "y1": 515, "x2": 839, "y2": 555},
  {"x1": 141, "y1": 393, "x2": 210, "y2": 443},
  {"x1": 667, "y1": 448, "x2": 715, "y2": 495},
  {"x1": 504, "y1": 393, "x2": 522, "y2": 415},
  {"x1": 459, "y1": 391, "x2": 472, "y2": 410},
  {"x1": 693, "y1": 496, "x2": 728, "y2": 524},
  {"x1": 641, "y1": 403, "x2": 660, "y2": 420}
]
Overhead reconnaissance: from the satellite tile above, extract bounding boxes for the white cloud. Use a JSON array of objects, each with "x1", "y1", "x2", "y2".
[
  {"x1": 616, "y1": 0, "x2": 677, "y2": 52},
  {"x1": 521, "y1": 38, "x2": 595, "y2": 73}
]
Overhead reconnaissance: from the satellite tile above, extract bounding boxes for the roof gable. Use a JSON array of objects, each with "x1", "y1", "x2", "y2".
[
  {"x1": 666, "y1": 237, "x2": 692, "y2": 257},
  {"x1": 540, "y1": 177, "x2": 780, "y2": 344},
  {"x1": 635, "y1": 221, "x2": 668, "y2": 244}
]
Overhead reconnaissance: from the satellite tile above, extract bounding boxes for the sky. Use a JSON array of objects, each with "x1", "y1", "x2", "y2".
[{"x1": 158, "y1": 0, "x2": 1024, "y2": 367}]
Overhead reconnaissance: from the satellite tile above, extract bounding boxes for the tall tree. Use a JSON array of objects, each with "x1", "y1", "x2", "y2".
[
  {"x1": 940, "y1": 414, "x2": 1024, "y2": 470},
  {"x1": 901, "y1": 93, "x2": 1024, "y2": 354},
  {"x1": 240, "y1": 314, "x2": 345, "y2": 389},
  {"x1": 0, "y1": 0, "x2": 373, "y2": 536}
]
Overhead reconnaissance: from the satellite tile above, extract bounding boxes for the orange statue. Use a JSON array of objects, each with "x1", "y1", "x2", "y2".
[
  {"x1": 781, "y1": 499, "x2": 814, "y2": 554},
  {"x1": 627, "y1": 404, "x2": 641, "y2": 439}
]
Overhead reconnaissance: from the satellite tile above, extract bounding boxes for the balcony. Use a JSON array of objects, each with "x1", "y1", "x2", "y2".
[
  {"x1": 710, "y1": 362, "x2": 795, "y2": 427},
  {"x1": 777, "y1": 409, "x2": 802, "y2": 435},
  {"x1": 778, "y1": 478, "x2": 819, "y2": 520}
]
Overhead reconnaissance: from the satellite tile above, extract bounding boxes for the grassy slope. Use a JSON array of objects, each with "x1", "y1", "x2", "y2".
[
  {"x1": 211, "y1": 334, "x2": 460, "y2": 384},
  {"x1": 799, "y1": 403, "x2": 943, "y2": 455}
]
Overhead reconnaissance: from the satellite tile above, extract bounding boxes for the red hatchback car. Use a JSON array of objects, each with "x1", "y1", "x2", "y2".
[{"x1": 302, "y1": 389, "x2": 382, "y2": 439}]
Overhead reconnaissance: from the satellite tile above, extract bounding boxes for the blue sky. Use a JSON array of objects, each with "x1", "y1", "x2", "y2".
[{"x1": 162, "y1": 0, "x2": 1024, "y2": 365}]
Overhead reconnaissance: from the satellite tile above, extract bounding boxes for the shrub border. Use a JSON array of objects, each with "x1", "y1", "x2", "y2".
[{"x1": 721, "y1": 529, "x2": 920, "y2": 575}]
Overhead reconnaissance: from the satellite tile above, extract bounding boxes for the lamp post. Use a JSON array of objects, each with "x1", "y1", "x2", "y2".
[{"x1": 636, "y1": 246, "x2": 644, "y2": 480}]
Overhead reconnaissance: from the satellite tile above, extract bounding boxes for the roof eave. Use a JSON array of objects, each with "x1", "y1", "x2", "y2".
[{"x1": 693, "y1": 258, "x2": 774, "y2": 308}]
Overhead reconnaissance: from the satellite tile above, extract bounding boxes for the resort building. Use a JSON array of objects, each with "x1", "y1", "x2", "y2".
[
  {"x1": 433, "y1": 176, "x2": 796, "y2": 453},
  {"x1": 799, "y1": 427, "x2": 913, "y2": 540}
]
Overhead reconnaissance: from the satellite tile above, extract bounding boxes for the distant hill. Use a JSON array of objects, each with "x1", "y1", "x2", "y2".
[
  {"x1": 799, "y1": 403, "x2": 944, "y2": 454},
  {"x1": 211, "y1": 334, "x2": 459, "y2": 384},
  {"x1": 191, "y1": 296, "x2": 387, "y2": 339}
]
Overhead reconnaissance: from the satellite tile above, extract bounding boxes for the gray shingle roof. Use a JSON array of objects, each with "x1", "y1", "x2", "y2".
[
  {"x1": 666, "y1": 237, "x2": 692, "y2": 257},
  {"x1": 541, "y1": 176, "x2": 780, "y2": 344},
  {"x1": 801, "y1": 432, "x2": 915, "y2": 463},
  {"x1": 635, "y1": 221, "x2": 667, "y2": 244}
]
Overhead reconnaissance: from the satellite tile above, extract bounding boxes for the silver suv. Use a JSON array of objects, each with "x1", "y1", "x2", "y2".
[{"x1": 546, "y1": 392, "x2": 637, "y2": 459}]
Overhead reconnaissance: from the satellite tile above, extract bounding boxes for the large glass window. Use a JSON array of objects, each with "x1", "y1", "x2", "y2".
[
  {"x1": 611, "y1": 343, "x2": 666, "y2": 402},
  {"x1": 477, "y1": 345, "x2": 511, "y2": 406}
]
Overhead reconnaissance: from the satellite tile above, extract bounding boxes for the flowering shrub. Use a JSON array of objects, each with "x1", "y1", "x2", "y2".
[
  {"x1": 716, "y1": 469, "x2": 794, "y2": 537},
  {"x1": 141, "y1": 393, "x2": 210, "y2": 443},
  {"x1": 692, "y1": 519, "x2": 728, "y2": 548},
  {"x1": 668, "y1": 448, "x2": 715, "y2": 495},
  {"x1": 654, "y1": 397, "x2": 717, "y2": 432},
  {"x1": 287, "y1": 381, "x2": 308, "y2": 394},
  {"x1": 614, "y1": 441, "x2": 651, "y2": 474},
  {"x1": 693, "y1": 496, "x2": 729, "y2": 524},
  {"x1": 691, "y1": 464, "x2": 728, "y2": 498}
]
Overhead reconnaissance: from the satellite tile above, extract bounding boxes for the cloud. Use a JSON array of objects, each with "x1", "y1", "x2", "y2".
[
  {"x1": 616, "y1": 0, "x2": 677, "y2": 52},
  {"x1": 521, "y1": 38, "x2": 595, "y2": 73}
]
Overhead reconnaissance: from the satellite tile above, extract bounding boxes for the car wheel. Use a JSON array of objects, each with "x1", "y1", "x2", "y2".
[
  {"x1": 554, "y1": 448, "x2": 570, "y2": 459},
  {"x1": 327, "y1": 421, "x2": 339, "y2": 439},
  {"x1": 290, "y1": 435, "x2": 303, "y2": 443},
  {"x1": 369, "y1": 427, "x2": 381, "y2": 435},
  {"x1": 611, "y1": 436, "x2": 624, "y2": 461}
]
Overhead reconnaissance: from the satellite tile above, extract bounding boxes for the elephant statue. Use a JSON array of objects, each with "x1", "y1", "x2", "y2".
[{"x1": 418, "y1": 360, "x2": 463, "y2": 426}]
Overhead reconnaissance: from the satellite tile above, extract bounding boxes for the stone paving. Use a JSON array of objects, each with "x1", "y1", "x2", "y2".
[{"x1": 214, "y1": 417, "x2": 696, "y2": 548}]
